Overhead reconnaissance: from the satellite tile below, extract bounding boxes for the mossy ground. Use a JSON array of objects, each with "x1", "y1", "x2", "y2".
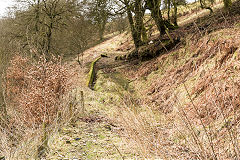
[
  {"x1": 46, "y1": 82, "x2": 141, "y2": 159},
  {"x1": 47, "y1": 121, "x2": 130, "y2": 159}
]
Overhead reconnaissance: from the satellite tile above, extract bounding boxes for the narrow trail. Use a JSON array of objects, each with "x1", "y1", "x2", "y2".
[{"x1": 47, "y1": 34, "x2": 141, "y2": 159}]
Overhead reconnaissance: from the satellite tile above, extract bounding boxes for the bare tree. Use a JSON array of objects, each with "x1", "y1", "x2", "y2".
[
  {"x1": 146, "y1": 0, "x2": 166, "y2": 35},
  {"x1": 13, "y1": 0, "x2": 77, "y2": 57},
  {"x1": 87, "y1": 0, "x2": 114, "y2": 41},
  {"x1": 118, "y1": 0, "x2": 146, "y2": 48}
]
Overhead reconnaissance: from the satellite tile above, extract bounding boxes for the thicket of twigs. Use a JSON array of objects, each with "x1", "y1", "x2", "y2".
[{"x1": 0, "y1": 55, "x2": 73, "y2": 158}]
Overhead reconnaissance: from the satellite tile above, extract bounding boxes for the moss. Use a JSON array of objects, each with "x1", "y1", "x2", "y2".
[
  {"x1": 115, "y1": 56, "x2": 121, "y2": 60},
  {"x1": 235, "y1": 23, "x2": 240, "y2": 28},
  {"x1": 99, "y1": 134, "x2": 106, "y2": 140},
  {"x1": 94, "y1": 71, "x2": 130, "y2": 92},
  {"x1": 92, "y1": 70, "x2": 136, "y2": 118},
  {"x1": 86, "y1": 56, "x2": 101, "y2": 89}
]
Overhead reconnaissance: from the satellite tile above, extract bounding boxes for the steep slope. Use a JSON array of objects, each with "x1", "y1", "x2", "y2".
[{"x1": 113, "y1": 2, "x2": 240, "y2": 159}]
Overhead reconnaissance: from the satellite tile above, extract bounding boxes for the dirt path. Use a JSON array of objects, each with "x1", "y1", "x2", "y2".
[{"x1": 46, "y1": 34, "x2": 141, "y2": 160}]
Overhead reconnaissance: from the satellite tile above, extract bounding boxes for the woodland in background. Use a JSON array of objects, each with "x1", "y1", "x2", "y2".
[{"x1": 0, "y1": 0, "x2": 233, "y2": 63}]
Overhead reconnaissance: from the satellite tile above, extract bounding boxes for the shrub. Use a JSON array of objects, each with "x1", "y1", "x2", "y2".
[{"x1": 5, "y1": 55, "x2": 71, "y2": 127}]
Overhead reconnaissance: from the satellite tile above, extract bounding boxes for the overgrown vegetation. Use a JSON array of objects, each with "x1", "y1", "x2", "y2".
[{"x1": 0, "y1": 0, "x2": 240, "y2": 159}]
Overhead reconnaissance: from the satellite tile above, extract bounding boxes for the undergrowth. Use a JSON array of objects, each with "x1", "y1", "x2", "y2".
[
  {"x1": 0, "y1": 55, "x2": 76, "y2": 159},
  {"x1": 113, "y1": 26, "x2": 240, "y2": 159}
]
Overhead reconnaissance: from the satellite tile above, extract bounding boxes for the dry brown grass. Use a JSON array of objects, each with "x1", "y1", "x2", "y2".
[
  {"x1": 5, "y1": 55, "x2": 71, "y2": 126},
  {"x1": 0, "y1": 54, "x2": 77, "y2": 159},
  {"x1": 116, "y1": 25, "x2": 240, "y2": 159}
]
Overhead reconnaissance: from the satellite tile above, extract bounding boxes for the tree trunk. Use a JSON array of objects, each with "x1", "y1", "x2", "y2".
[
  {"x1": 0, "y1": 95, "x2": 6, "y2": 116},
  {"x1": 167, "y1": 0, "x2": 171, "y2": 21},
  {"x1": 199, "y1": 0, "x2": 213, "y2": 13},
  {"x1": 99, "y1": 14, "x2": 107, "y2": 41},
  {"x1": 0, "y1": 82, "x2": 7, "y2": 124},
  {"x1": 125, "y1": 0, "x2": 143, "y2": 48},
  {"x1": 147, "y1": 0, "x2": 166, "y2": 35},
  {"x1": 141, "y1": 24, "x2": 148, "y2": 42},
  {"x1": 135, "y1": 0, "x2": 146, "y2": 44},
  {"x1": 99, "y1": 23, "x2": 105, "y2": 41},
  {"x1": 173, "y1": 0, "x2": 178, "y2": 26},
  {"x1": 46, "y1": 21, "x2": 53, "y2": 56},
  {"x1": 35, "y1": 0, "x2": 40, "y2": 32},
  {"x1": 151, "y1": 9, "x2": 165, "y2": 35}
]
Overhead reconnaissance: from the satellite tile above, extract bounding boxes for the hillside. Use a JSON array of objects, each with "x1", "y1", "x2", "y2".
[{"x1": 2, "y1": 0, "x2": 240, "y2": 159}]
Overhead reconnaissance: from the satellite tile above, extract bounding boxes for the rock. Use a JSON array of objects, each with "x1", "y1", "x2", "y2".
[
  {"x1": 104, "y1": 125, "x2": 111, "y2": 131},
  {"x1": 101, "y1": 54, "x2": 108, "y2": 57},
  {"x1": 75, "y1": 138, "x2": 81, "y2": 141}
]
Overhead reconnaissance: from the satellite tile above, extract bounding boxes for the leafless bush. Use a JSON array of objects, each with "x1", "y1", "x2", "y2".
[
  {"x1": 5, "y1": 55, "x2": 71, "y2": 126},
  {"x1": 0, "y1": 54, "x2": 73, "y2": 159}
]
